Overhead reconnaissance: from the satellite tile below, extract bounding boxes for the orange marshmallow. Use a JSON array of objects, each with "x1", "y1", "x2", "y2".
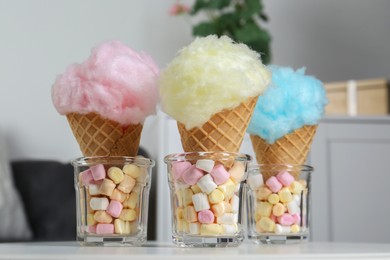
[
  {"x1": 99, "y1": 178, "x2": 116, "y2": 196},
  {"x1": 256, "y1": 186, "x2": 272, "y2": 201},
  {"x1": 94, "y1": 211, "x2": 113, "y2": 223},
  {"x1": 117, "y1": 175, "x2": 136, "y2": 194},
  {"x1": 183, "y1": 206, "x2": 198, "y2": 223},
  {"x1": 110, "y1": 189, "x2": 127, "y2": 203}
]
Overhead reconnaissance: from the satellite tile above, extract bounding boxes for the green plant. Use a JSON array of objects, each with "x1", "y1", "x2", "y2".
[{"x1": 170, "y1": 0, "x2": 271, "y2": 64}]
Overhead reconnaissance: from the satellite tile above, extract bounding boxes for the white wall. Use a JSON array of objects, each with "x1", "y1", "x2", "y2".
[{"x1": 1, "y1": 0, "x2": 390, "y2": 161}]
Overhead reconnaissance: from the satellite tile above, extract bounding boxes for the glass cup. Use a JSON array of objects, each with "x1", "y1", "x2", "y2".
[
  {"x1": 246, "y1": 164, "x2": 313, "y2": 244},
  {"x1": 71, "y1": 156, "x2": 155, "y2": 246},
  {"x1": 164, "y1": 152, "x2": 252, "y2": 247}
]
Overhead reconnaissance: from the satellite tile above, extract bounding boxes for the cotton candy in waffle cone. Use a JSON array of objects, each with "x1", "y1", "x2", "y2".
[
  {"x1": 66, "y1": 113, "x2": 142, "y2": 157},
  {"x1": 250, "y1": 125, "x2": 317, "y2": 180},
  {"x1": 177, "y1": 96, "x2": 258, "y2": 154}
]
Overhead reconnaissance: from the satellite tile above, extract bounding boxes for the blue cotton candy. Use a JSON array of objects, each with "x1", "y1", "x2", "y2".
[{"x1": 247, "y1": 66, "x2": 328, "y2": 144}]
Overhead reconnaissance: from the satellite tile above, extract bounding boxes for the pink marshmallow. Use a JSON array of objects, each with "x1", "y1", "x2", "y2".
[
  {"x1": 277, "y1": 213, "x2": 295, "y2": 226},
  {"x1": 182, "y1": 165, "x2": 204, "y2": 185},
  {"x1": 265, "y1": 176, "x2": 283, "y2": 193},
  {"x1": 90, "y1": 164, "x2": 106, "y2": 181},
  {"x1": 197, "y1": 209, "x2": 215, "y2": 224},
  {"x1": 210, "y1": 165, "x2": 230, "y2": 185},
  {"x1": 276, "y1": 171, "x2": 295, "y2": 187},
  {"x1": 80, "y1": 169, "x2": 94, "y2": 186},
  {"x1": 292, "y1": 213, "x2": 301, "y2": 225},
  {"x1": 87, "y1": 225, "x2": 97, "y2": 234},
  {"x1": 96, "y1": 224, "x2": 114, "y2": 235},
  {"x1": 106, "y1": 200, "x2": 123, "y2": 218},
  {"x1": 171, "y1": 161, "x2": 192, "y2": 181}
]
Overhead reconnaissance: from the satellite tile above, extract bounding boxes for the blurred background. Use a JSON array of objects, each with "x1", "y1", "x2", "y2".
[{"x1": 1, "y1": 0, "x2": 389, "y2": 244}]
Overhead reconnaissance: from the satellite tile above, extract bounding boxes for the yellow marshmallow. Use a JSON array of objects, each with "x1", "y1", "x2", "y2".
[
  {"x1": 129, "y1": 221, "x2": 138, "y2": 235},
  {"x1": 176, "y1": 219, "x2": 184, "y2": 232},
  {"x1": 123, "y1": 192, "x2": 138, "y2": 209},
  {"x1": 217, "y1": 178, "x2": 236, "y2": 200},
  {"x1": 228, "y1": 162, "x2": 245, "y2": 183},
  {"x1": 278, "y1": 187, "x2": 293, "y2": 203},
  {"x1": 267, "y1": 193, "x2": 280, "y2": 204},
  {"x1": 272, "y1": 203, "x2": 286, "y2": 217},
  {"x1": 191, "y1": 184, "x2": 202, "y2": 194},
  {"x1": 119, "y1": 209, "x2": 137, "y2": 222},
  {"x1": 183, "y1": 221, "x2": 190, "y2": 233},
  {"x1": 94, "y1": 210, "x2": 113, "y2": 223},
  {"x1": 110, "y1": 189, "x2": 127, "y2": 203},
  {"x1": 256, "y1": 186, "x2": 272, "y2": 201},
  {"x1": 208, "y1": 189, "x2": 225, "y2": 204},
  {"x1": 289, "y1": 181, "x2": 304, "y2": 195},
  {"x1": 257, "y1": 217, "x2": 275, "y2": 233},
  {"x1": 87, "y1": 213, "x2": 96, "y2": 226},
  {"x1": 256, "y1": 201, "x2": 273, "y2": 219},
  {"x1": 175, "y1": 207, "x2": 184, "y2": 220},
  {"x1": 176, "y1": 190, "x2": 184, "y2": 207},
  {"x1": 183, "y1": 206, "x2": 198, "y2": 223},
  {"x1": 291, "y1": 224, "x2": 300, "y2": 233},
  {"x1": 211, "y1": 202, "x2": 225, "y2": 217},
  {"x1": 99, "y1": 178, "x2": 116, "y2": 196},
  {"x1": 200, "y1": 224, "x2": 223, "y2": 236},
  {"x1": 114, "y1": 219, "x2": 131, "y2": 234},
  {"x1": 122, "y1": 164, "x2": 141, "y2": 179},
  {"x1": 182, "y1": 188, "x2": 194, "y2": 206},
  {"x1": 117, "y1": 175, "x2": 136, "y2": 194},
  {"x1": 107, "y1": 167, "x2": 124, "y2": 184}
]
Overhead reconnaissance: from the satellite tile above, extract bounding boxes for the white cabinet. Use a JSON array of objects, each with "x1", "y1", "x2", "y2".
[{"x1": 152, "y1": 114, "x2": 390, "y2": 243}]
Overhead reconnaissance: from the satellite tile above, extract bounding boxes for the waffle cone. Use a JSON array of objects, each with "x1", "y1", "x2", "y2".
[
  {"x1": 250, "y1": 125, "x2": 317, "y2": 180},
  {"x1": 177, "y1": 97, "x2": 258, "y2": 153},
  {"x1": 66, "y1": 113, "x2": 142, "y2": 157}
]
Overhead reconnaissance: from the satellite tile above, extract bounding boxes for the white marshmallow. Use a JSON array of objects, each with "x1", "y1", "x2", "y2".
[
  {"x1": 189, "y1": 222, "x2": 201, "y2": 235},
  {"x1": 222, "y1": 224, "x2": 238, "y2": 234},
  {"x1": 89, "y1": 197, "x2": 109, "y2": 211},
  {"x1": 195, "y1": 159, "x2": 215, "y2": 173},
  {"x1": 174, "y1": 181, "x2": 190, "y2": 191},
  {"x1": 136, "y1": 168, "x2": 148, "y2": 183},
  {"x1": 192, "y1": 193, "x2": 210, "y2": 212},
  {"x1": 275, "y1": 224, "x2": 291, "y2": 234},
  {"x1": 197, "y1": 174, "x2": 217, "y2": 194},
  {"x1": 88, "y1": 184, "x2": 100, "y2": 195},
  {"x1": 230, "y1": 195, "x2": 240, "y2": 213},
  {"x1": 293, "y1": 194, "x2": 301, "y2": 205},
  {"x1": 287, "y1": 200, "x2": 300, "y2": 215},
  {"x1": 217, "y1": 213, "x2": 236, "y2": 225},
  {"x1": 247, "y1": 174, "x2": 264, "y2": 191}
]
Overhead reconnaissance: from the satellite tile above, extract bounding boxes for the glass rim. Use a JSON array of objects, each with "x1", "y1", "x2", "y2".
[
  {"x1": 249, "y1": 163, "x2": 314, "y2": 172},
  {"x1": 163, "y1": 151, "x2": 252, "y2": 163},
  {"x1": 71, "y1": 156, "x2": 155, "y2": 168}
]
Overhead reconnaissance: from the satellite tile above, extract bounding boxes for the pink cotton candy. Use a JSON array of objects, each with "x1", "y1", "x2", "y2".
[{"x1": 52, "y1": 41, "x2": 159, "y2": 125}]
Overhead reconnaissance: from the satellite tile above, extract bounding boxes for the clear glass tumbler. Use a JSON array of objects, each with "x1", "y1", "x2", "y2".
[
  {"x1": 164, "y1": 152, "x2": 252, "y2": 247},
  {"x1": 246, "y1": 164, "x2": 313, "y2": 244},
  {"x1": 72, "y1": 156, "x2": 155, "y2": 246}
]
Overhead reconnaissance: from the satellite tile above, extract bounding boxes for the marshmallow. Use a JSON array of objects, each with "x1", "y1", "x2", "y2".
[
  {"x1": 106, "y1": 200, "x2": 123, "y2": 218},
  {"x1": 176, "y1": 219, "x2": 184, "y2": 232},
  {"x1": 87, "y1": 225, "x2": 96, "y2": 234},
  {"x1": 275, "y1": 224, "x2": 291, "y2": 234},
  {"x1": 119, "y1": 209, "x2": 137, "y2": 221},
  {"x1": 174, "y1": 181, "x2": 190, "y2": 191},
  {"x1": 293, "y1": 194, "x2": 301, "y2": 205},
  {"x1": 267, "y1": 194, "x2": 280, "y2": 204},
  {"x1": 277, "y1": 213, "x2": 295, "y2": 226},
  {"x1": 171, "y1": 161, "x2": 192, "y2": 181},
  {"x1": 80, "y1": 169, "x2": 94, "y2": 186},
  {"x1": 256, "y1": 201, "x2": 272, "y2": 218},
  {"x1": 197, "y1": 209, "x2": 215, "y2": 224},
  {"x1": 123, "y1": 192, "x2": 138, "y2": 209},
  {"x1": 265, "y1": 176, "x2": 283, "y2": 193},
  {"x1": 211, "y1": 202, "x2": 226, "y2": 217},
  {"x1": 114, "y1": 219, "x2": 131, "y2": 234},
  {"x1": 96, "y1": 223, "x2": 114, "y2": 234},
  {"x1": 182, "y1": 165, "x2": 204, "y2": 185},
  {"x1": 94, "y1": 211, "x2": 113, "y2": 223},
  {"x1": 87, "y1": 213, "x2": 96, "y2": 226},
  {"x1": 217, "y1": 213, "x2": 235, "y2": 225},
  {"x1": 190, "y1": 184, "x2": 202, "y2": 194},
  {"x1": 110, "y1": 189, "x2": 127, "y2": 203},
  {"x1": 272, "y1": 203, "x2": 286, "y2": 217},
  {"x1": 195, "y1": 159, "x2": 215, "y2": 173},
  {"x1": 256, "y1": 186, "x2": 272, "y2": 201},
  {"x1": 292, "y1": 213, "x2": 301, "y2": 225},
  {"x1": 122, "y1": 164, "x2": 141, "y2": 179},
  {"x1": 217, "y1": 178, "x2": 236, "y2": 199},
  {"x1": 289, "y1": 181, "x2": 304, "y2": 195},
  {"x1": 136, "y1": 168, "x2": 148, "y2": 184},
  {"x1": 200, "y1": 224, "x2": 222, "y2": 235},
  {"x1": 287, "y1": 200, "x2": 300, "y2": 215},
  {"x1": 176, "y1": 207, "x2": 184, "y2": 220},
  {"x1": 210, "y1": 165, "x2": 230, "y2": 185},
  {"x1": 247, "y1": 174, "x2": 264, "y2": 191},
  {"x1": 257, "y1": 217, "x2": 275, "y2": 232},
  {"x1": 276, "y1": 171, "x2": 294, "y2": 187},
  {"x1": 90, "y1": 164, "x2": 106, "y2": 181},
  {"x1": 117, "y1": 175, "x2": 136, "y2": 193},
  {"x1": 88, "y1": 183, "x2": 101, "y2": 196},
  {"x1": 291, "y1": 224, "x2": 300, "y2": 233},
  {"x1": 208, "y1": 189, "x2": 225, "y2": 204},
  {"x1": 189, "y1": 222, "x2": 201, "y2": 235},
  {"x1": 184, "y1": 206, "x2": 198, "y2": 223},
  {"x1": 228, "y1": 162, "x2": 245, "y2": 183},
  {"x1": 107, "y1": 167, "x2": 124, "y2": 184},
  {"x1": 192, "y1": 193, "x2": 210, "y2": 212},
  {"x1": 197, "y1": 174, "x2": 217, "y2": 194},
  {"x1": 99, "y1": 178, "x2": 116, "y2": 196},
  {"x1": 182, "y1": 188, "x2": 194, "y2": 206},
  {"x1": 222, "y1": 224, "x2": 238, "y2": 234},
  {"x1": 278, "y1": 187, "x2": 293, "y2": 203},
  {"x1": 230, "y1": 195, "x2": 240, "y2": 213},
  {"x1": 131, "y1": 184, "x2": 142, "y2": 195},
  {"x1": 90, "y1": 197, "x2": 109, "y2": 211}
]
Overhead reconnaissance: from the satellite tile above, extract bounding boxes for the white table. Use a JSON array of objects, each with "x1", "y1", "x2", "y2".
[{"x1": 0, "y1": 242, "x2": 390, "y2": 260}]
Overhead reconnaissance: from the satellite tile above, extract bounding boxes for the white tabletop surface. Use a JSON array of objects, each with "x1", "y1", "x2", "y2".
[{"x1": 0, "y1": 241, "x2": 390, "y2": 260}]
